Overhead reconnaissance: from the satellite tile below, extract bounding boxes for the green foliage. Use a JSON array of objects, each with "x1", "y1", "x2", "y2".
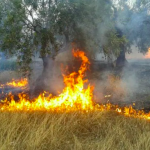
[
  {"x1": 103, "y1": 31, "x2": 128, "y2": 57},
  {"x1": 56, "y1": 0, "x2": 117, "y2": 58},
  {"x1": 0, "y1": 0, "x2": 62, "y2": 76},
  {"x1": 115, "y1": 0, "x2": 150, "y2": 54},
  {"x1": 0, "y1": 0, "x2": 138, "y2": 75}
]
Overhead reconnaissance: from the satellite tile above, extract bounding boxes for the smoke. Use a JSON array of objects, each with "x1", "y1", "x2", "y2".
[
  {"x1": 29, "y1": 0, "x2": 150, "y2": 110},
  {"x1": 115, "y1": 0, "x2": 150, "y2": 54},
  {"x1": 126, "y1": 45, "x2": 145, "y2": 59},
  {"x1": 90, "y1": 0, "x2": 150, "y2": 107},
  {"x1": 91, "y1": 65, "x2": 140, "y2": 105}
]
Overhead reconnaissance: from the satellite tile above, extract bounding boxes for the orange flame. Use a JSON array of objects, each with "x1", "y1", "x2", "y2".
[
  {"x1": 0, "y1": 50, "x2": 150, "y2": 120},
  {"x1": 0, "y1": 50, "x2": 94, "y2": 112},
  {"x1": 0, "y1": 78, "x2": 28, "y2": 88}
]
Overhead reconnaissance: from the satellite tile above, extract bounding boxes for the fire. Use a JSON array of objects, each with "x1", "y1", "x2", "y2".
[
  {"x1": 0, "y1": 50, "x2": 94, "y2": 112},
  {"x1": 0, "y1": 78, "x2": 28, "y2": 88},
  {"x1": 0, "y1": 50, "x2": 150, "y2": 120},
  {"x1": 145, "y1": 48, "x2": 150, "y2": 59}
]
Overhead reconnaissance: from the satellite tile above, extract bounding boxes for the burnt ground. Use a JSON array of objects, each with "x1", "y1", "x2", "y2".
[{"x1": 90, "y1": 59, "x2": 150, "y2": 112}]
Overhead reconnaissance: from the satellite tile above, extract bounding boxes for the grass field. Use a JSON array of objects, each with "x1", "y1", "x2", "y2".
[
  {"x1": 0, "y1": 111, "x2": 150, "y2": 150},
  {"x1": 0, "y1": 61, "x2": 150, "y2": 150}
]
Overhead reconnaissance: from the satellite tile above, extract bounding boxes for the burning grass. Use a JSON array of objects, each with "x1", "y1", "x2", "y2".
[
  {"x1": 0, "y1": 111, "x2": 150, "y2": 150},
  {"x1": 0, "y1": 50, "x2": 94, "y2": 111},
  {"x1": 0, "y1": 50, "x2": 150, "y2": 149},
  {"x1": 0, "y1": 50, "x2": 150, "y2": 119},
  {"x1": 0, "y1": 78, "x2": 28, "y2": 88}
]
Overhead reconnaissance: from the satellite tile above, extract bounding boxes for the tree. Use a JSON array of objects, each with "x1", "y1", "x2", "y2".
[
  {"x1": 0, "y1": 0, "x2": 63, "y2": 76},
  {"x1": 113, "y1": 0, "x2": 150, "y2": 60},
  {"x1": 57, "y1": 0, "x2": 127, "y2": 64},
  {"x1": 131, "y1": 0, "x2": 150, "y2": 54},
  {"x1": 0, "y1": 0, "x2": 129, "y2": 94}
]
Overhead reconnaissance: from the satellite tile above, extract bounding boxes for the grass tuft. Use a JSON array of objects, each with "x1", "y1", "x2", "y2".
[{"x1": 0, "y1": 111, "x2": 149, "y2": 150}]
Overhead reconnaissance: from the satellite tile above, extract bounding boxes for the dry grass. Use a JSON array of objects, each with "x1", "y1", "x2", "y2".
[{"x1": 0, "y1": 111, "x2": 149, "y2": 150}]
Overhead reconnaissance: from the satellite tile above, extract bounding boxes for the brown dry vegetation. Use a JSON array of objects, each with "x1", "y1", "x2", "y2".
[{"x1": 0, "y1": 111, "x2": 149, "y2": 150}]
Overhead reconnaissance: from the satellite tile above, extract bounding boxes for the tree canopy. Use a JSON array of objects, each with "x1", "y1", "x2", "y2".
[
  {"x1": 115, "y1": 0, "x2": 150, "y2": 54},
  {"x1": 0, "y1": 0, "x2": 150, "y2": 75}
]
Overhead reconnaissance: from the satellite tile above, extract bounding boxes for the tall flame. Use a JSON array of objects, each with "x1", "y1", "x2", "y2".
[
  {"x1": 0, "y1": 50, "x2": 94, "y2": 112},
  {"x1": 0, "y1": 50, "x2": 150, "y2": 120}
]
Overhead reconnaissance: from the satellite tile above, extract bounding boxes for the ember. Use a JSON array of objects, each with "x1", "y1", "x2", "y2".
[{"x1": 0, "y1": 50, "x2": 150, "y2": 120}]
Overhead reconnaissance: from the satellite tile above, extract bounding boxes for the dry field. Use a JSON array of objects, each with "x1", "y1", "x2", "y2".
[{"x1": 0, "y1": 111, "x2": 149, "y2": 150}]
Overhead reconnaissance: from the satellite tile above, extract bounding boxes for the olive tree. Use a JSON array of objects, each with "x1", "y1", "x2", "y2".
[
  {"x1": 0, "y1": 0, "x2": 128, "y2": 94},
  {"x1": 114, "y1": 0, "x2": 150, "y2": 60},
  {"x1": 0, "y1": 0, "x2": 64, "y2": 76}
]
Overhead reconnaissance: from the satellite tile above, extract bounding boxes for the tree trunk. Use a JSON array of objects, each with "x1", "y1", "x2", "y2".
[
  {"x1": 115, "y1": 27, "x2": 127, "y2": 68},
  {"x1": 116, "y1": 48, "x2": 127, "y2": 68},
  {"x1": 33, "y1": 56, "x2": 55, "y2": 97},
  {"x1": 42, "y1": 56, "x2": 55, "y2": 75}
]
